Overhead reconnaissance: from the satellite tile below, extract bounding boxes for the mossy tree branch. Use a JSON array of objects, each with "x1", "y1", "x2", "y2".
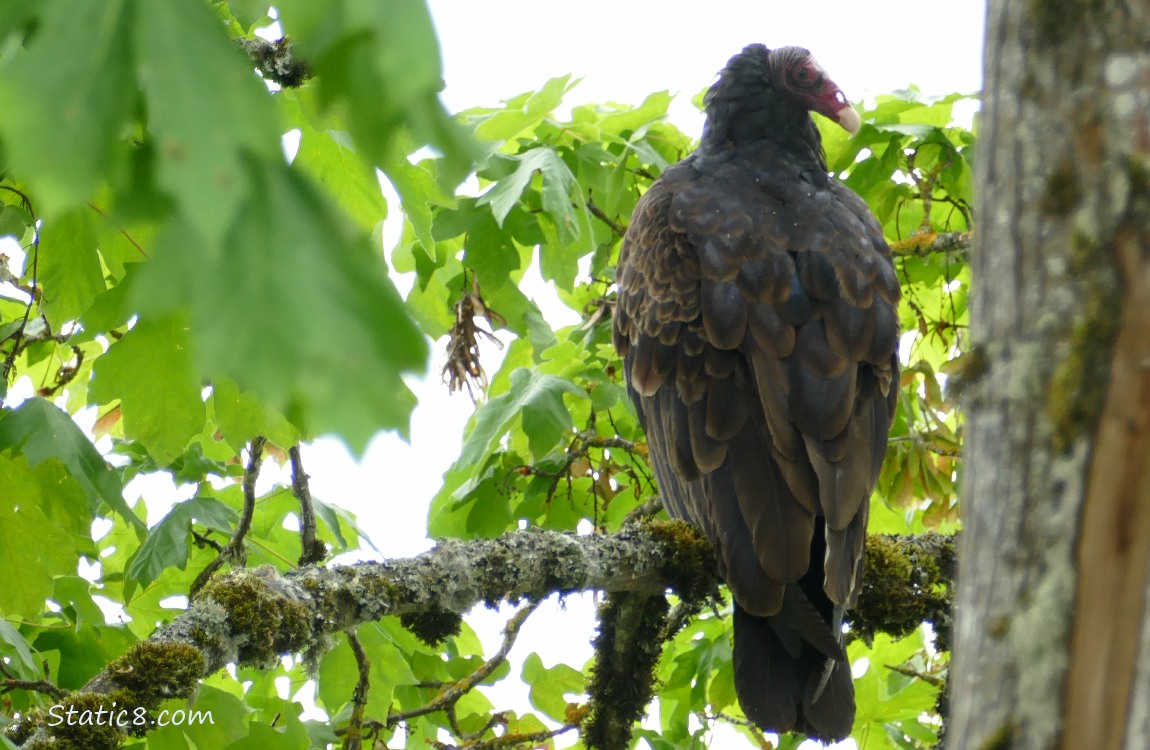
[
  {"x1": 889, "y1": 230, "x2": 972, "y2": 261},
  {"x1": 6, "y1": 524, "x2": 954, "y2": 750}
]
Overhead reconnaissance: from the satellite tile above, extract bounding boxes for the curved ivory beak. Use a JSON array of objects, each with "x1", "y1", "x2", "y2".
[{"x1": 835, "y1": 105, "x2": 861, "y2": 136}]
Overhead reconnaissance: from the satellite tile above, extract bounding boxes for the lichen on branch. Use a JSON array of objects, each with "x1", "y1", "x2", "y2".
[{"x1": 6, "y1": 524, "x2": 955, "y2": 749}]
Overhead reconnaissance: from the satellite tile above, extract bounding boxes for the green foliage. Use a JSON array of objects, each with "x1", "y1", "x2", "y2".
[{"x1": 0, "y1": 2, "x2": 972, "y2": 748}]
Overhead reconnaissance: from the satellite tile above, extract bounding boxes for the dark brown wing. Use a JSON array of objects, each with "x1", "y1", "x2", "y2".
[
  {"x1": 613, "y1": 152, "x2": 899, "y2": 738},
  {"x1": 614, "y1": 153, "x2": 899, "y2": 609}
]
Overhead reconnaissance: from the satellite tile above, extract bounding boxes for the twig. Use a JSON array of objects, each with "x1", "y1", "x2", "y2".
[
  {"x1": 889, "y1": 231, "x2": 972, "y2": 261},
  {"x1": 0, "y1": 661, "x2": 67, "y2": 700},
  {"x1": 705, "y1": 711, "x2": 771, "y2": 745},
  {"x1": 459, "y1": 709, "x2": 505, "y2": 741},
  {"x1": 385, "y1": 601, "x2": 540, "y2": 727},
  {"x1": 887, "y1": 663, "x2": 946, "y2": 686},
  {"x1": 522, "y1": 430, "x2": 640, "y2": 507},
  {"x1": 233, "y1": 436, "x2": 265, "y2": 558},
  {"x1": 468, "y1": 723, "x2": 577, "y2": 748},
  {"x1": 290, "y1": 446, "x2": 326, "y2": 565},
  {"x1": 35, "y1": 345, "x2": 84, "y2": 399},
  {"x1": 621, "y1": 498, "x2": 663, "y2": 526},
  {"x1": 586, "y1": 194, "x2": 627, "y2": 237},
  {"x1": 0, "y1": 185, "x2": 39, "y2": 403},
  {"x1": 342, "y1": 630, "x2": 371, "y2": 750},
  {"x1": 191, "y1": 436, "x2": 266, "y2": 595},
  {"x1": 190, "y1": 529, "x2": 224, "y2": 553},
  {"x1": 888, "y1": 435, "x2": 962, "y2": 458}
]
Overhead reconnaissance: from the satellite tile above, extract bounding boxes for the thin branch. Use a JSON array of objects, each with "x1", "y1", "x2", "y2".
[
  {"x1": 887, "y1": 663, "x2": 946, "y2": 686},
  {"x1": 0, "y1": 186, "x2": 39, "y2": 403},
  {"x1": 235, "y1": 436, "x2": 266, "y2": 552},
  {"x1": 468, "y1": 723, "x2": 577, "y2": 748},
  {"x1": 290, "y1": 446, "x2": 326, "y2": 565},
  {"x1": 385, "y1": 601, "x2": 540, "y2": 727},
  {"x1": 586, "y1": 194, "x2": 627, "y2": 238},
  {"x1": 705, "y1": 711, "x2": 772, "y2": 745},
  {"x1": 458, "y1": 709, "x2": 505, "y2": 742},
  {"x1": 0, "y1": 662, "x2": 67, "y2": 700},
  {"x1": 190, "y1": 436, "x2": 266, "y2": 595},
  {"x1": 889, "y1": 231, "x2": 972, "y2": 261},
  {"x1": 521, "y1": 430, "x2": 641, "y2": 507},
  {"x1": 0, "y1": 678, "x2": 68, "y2": 701},
  {"x1": 622, "y1": 497, "x2": 663, "y2": 526},
  {"x1": 888, "y1": 434, "x2": 963, "y2": 458},
  {"x1": 190, "y1": 529, "x2": 224, "y2": 553},
  {"x1": 35, "y1": 345, "x2": 84, "y2": 399},
  {"x1": 342, "y1": 630, "x2": 371, "y2": 750}
]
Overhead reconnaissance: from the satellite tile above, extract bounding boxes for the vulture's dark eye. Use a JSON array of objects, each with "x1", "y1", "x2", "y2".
[{"x1": 791, "y1": 65, "x2": 818, "y2": 89}]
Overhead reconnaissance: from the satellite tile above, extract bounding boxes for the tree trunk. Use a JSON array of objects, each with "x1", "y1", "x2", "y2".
[{"x1": 950, "y1": 3, "x2": 1150, "y2": 749}]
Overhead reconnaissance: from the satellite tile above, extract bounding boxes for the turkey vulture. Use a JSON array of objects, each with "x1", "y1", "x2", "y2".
[{"x1": 612, "y1": 44, "x2": 900, "y2": 741}]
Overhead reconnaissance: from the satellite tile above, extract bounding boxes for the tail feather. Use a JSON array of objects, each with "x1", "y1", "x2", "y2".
[
  {"x1": 732, "y1": 521, "x2": 856, "y2": 743},
  {"x1": 733, "y1": 603, "x2": 855, "y2": 743}
]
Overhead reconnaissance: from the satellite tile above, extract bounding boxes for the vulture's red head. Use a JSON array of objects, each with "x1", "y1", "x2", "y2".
[{"x1": 702, "y1": 44, "x2": 860, "y2": 150}]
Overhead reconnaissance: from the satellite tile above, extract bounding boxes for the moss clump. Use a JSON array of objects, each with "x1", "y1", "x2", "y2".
[
  {"x1": 643, "y1": 519, "x2": 718, "y2": 603},
  {"x1": 4, "y1": 707, "x2": 42, "y2": 745},
  {"x1": 107, "y1": 642, "x2": 205, "y2": 705},
  {"x1": 854, "y1": 533, "x2": 955, "y2": 651},
  {"x1": 27, "y1": 692, "x2": 124, "y2": 750},
  {"x1": 582, "y1": 592, "x2": 670, "y2": 750},
  {"x1": 399, "y1": 609, "x2": 463, "y2": 648},
  {"x1": 198, "y1": 570, "x2": 313, "y2": 667}
]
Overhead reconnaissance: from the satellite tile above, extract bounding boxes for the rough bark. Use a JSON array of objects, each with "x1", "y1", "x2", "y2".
[
  {"x1": 950, "y1": 3, "x2": 1150, "y2": 749},
  {"x1": 7, "y1": 525, "x2": 950, "y2": 749}
]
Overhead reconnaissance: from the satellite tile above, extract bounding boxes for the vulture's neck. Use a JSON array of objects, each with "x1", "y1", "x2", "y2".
[{"x1": 698, "y1": 99, "x2": 828, "y2": 171}]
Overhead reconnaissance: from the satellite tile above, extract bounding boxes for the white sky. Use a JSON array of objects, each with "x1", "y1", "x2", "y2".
[{"x1": 297, "y1": 3, "x2": 986, "y2": 748}]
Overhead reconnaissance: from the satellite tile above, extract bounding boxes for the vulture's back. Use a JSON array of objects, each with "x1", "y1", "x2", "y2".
[{"x1": 613, "y1": 136, "x2": 900, "y2": 740}]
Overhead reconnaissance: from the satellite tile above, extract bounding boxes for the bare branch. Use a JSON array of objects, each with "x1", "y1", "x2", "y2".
[
  {"x1": 190, "y1": 436, "x2": 265, "y2": 595},
  {"x1": 0, "y1": 186, "x2": 40, "y2": 403},
  {"x1": 386, "y1": 601, "x2": 540, "y2": 727},
  {"x1": 34, "y1": 345, "x2": 84, "y2": 399},
  {"x1": 342, "y1": 630, "x2": 371, "y2": 750},
  {"x1": 888, "y1": 434, "x2": 962, "y2": 458},
  {"x1": 586, "y1": 194, "x2": 627, "y2": 237},
  {"x1": 890, "y1": 231, "x2": 972, "y2": 261},
  {"x1": 290, "y1": 446, "x2": 327, "y2": 565},
  {"x1": 0, "y1": 661, "x2": 67, "y2": 700}
]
